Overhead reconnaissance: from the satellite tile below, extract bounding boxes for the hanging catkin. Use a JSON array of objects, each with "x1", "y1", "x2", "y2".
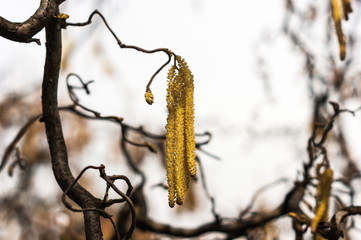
[{"x1": 165, "y1": 56, "x2": 196, "y2": 207}]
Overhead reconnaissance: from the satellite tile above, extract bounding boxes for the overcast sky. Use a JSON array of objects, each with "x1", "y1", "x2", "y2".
[{"x1": 3, "y1": 1, "x2": 361, "y2": 239}]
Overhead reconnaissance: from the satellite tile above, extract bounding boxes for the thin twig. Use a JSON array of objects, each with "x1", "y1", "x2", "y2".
[
  {"x1": 197, "y1": 156, "x2": 219, "y2": 221},
  {"x1": 62, "y1": 164, "x2": 136, "y2": 240},
  {"x1": 66, "y1": 10, "x2": 174, "y2": 92},
  {"x1": 0, "y1": 114, "x2": 41, "y2": 171},
  {"x1": 239, "y1": 178, "x2": 288, "y2": 218}
]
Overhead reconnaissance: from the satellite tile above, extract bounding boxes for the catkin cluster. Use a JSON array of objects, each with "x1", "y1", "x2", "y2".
[{"x1": 165, "y1": 56, "x2": 196, "y2": 208}]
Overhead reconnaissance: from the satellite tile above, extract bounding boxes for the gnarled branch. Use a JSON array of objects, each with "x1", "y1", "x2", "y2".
[{"x1": 0, "y1": 0, "x2": 65, "y2": 44}]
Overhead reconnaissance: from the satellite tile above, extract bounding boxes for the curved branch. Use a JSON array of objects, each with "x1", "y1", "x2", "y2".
[
  {"x1": 136, "y1": 182, "x2": 306, "y2": 238},
  {"x1": 0, "y1": 0, "x2": 63, "y2": 44},
  {"x1": 66, "y1": 10, "x2": 174, "y2": 92},
  {"x1": 41, "y1": 4, "x2": 102, "y2": 240},
  {"x1": 62, "y1": 165, "x2": 122, "y2": 240},
  {"x1": 137, "y1": 206, "x2": 285, "y2": 238},
  {"x1": 0, "y1": 114, "x2": 41, "y2": 171}
]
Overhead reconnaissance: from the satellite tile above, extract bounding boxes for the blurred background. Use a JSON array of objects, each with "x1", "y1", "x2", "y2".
[{"x1": 1, "y1": 0, "x2": 361, "y2": 239}]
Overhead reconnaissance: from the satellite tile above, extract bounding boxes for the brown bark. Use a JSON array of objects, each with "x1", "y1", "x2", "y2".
[{"x1": 41, "y1": 4, "x2": 103, "y2": 240}]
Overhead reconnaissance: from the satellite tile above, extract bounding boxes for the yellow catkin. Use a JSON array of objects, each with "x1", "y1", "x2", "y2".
[
  {"x1": 166, "y1": 67, "x2": 177, "y2": 207},
  {"x1": 173, "y1": 71, "x2": 188, "y2": 205},
  {"x1": 311, "y1": 165, "x2": 333, "y2": 235},
  {"x1": 331, "y1": 0, "x2": 346, "y2": 60},
  {"x1": 174, "y1": 104, "x2": 187, "y2": 204},
  {"x1": 165, "y1": 56, "x2": 196, "y2": 207},
  {"x1": 165, "y1": 112, "x2": 176, "y2": 207},
  {"x1": 178, "y1": 57, "x2": 197, "y2": 176}
]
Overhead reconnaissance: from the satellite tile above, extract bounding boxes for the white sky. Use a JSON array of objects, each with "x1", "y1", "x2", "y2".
[{"x1": 2, "y1": 0, "x2": 361, "y2": 239}]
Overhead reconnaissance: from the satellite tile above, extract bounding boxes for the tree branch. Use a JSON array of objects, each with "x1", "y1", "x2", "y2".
[
  {"x1": 0, "y1": 0, "x2": 61, "y2": 44},
  {"x1": 41, "y1": 3, "x2": 103, "y2": 240}
]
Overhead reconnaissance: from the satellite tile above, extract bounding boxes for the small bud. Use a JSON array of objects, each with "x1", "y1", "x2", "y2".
[
  {"x1": 146, "y1": 142, "x2": 157, "y2": 153},
  {"x1": 145, "y1": 90, "x2": 154, "y2": 105},
  {"x1": 57, "y1": 13, "x2": 69, "y2": 19}
]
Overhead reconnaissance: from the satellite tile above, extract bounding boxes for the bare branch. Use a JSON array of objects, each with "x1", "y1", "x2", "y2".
[
  {"x1": 41, "y1": 4, "x2": 103, "y2": 239},
  {"x1": 0, "y1": 0, "x2": 61, "y2": 44},
  {"x1": 66, "y1": 10, "x2": 174, "y2": 93},
  {"x1": 62, "y1": 164, "x2": 134, "y2": 240},
  {"x1": 0, "y1": 114, "x2": 41, "y2": 171}
]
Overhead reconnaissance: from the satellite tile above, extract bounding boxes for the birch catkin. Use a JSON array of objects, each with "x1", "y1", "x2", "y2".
[{"x1": 165, "y1": 56, "x2": 196, "y2": 207}]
